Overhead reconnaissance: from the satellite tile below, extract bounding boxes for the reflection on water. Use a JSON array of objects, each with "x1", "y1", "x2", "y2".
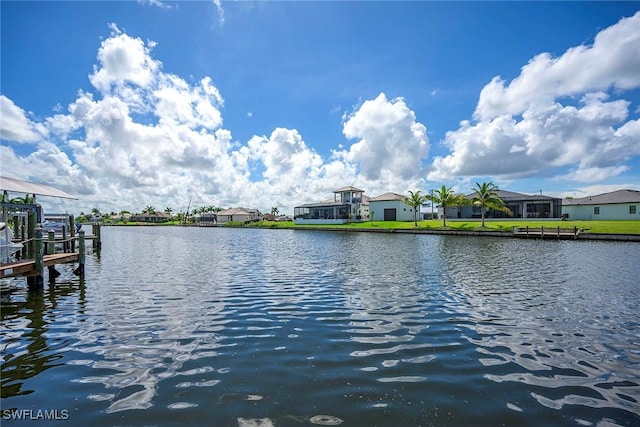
[
  {"x1": 1, "y1": 228, "x2": 639, "y2": 426},
  {"x1": 1, "y1": 276, "x2": 86, "y2": 399}
]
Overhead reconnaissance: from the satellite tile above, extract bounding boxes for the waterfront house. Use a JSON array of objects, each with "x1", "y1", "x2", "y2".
[
  {"x1": 216, "y1": 207, "x2": 261, "y2": 224},
  {"x1": 441, "y1": 190, "x2": 563, "y2": 219},
  {"x1": 369, "y1": 192, "x2": 415, "y2": 221},
  {"x1": 130, "y1": 212, "x2": 174, "y2": 223},
  {"x1": 294, "y1": 186, "x2": 369, "y2": 224},
  {"x1": 562, "y1": 189, "x2": 640, "y2": 220}
]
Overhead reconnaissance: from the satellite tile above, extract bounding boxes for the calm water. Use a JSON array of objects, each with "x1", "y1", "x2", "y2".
[{"x1": 1, "y1": 227, "x2": 639, "y2": 426}]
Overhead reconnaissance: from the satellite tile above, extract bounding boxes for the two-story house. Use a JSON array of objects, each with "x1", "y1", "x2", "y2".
[{"x1": 294, "y1": 186, "x2": 369, "y2": 225}]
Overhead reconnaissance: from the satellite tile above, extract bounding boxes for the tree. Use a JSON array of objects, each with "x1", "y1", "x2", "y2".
[
  {"x1": 142, "y1": 206, "x2": 156, "y2": 214},
  {"x1": 271, "y1": 207, "x2": 280, "y2": 216},
  {"x1": 165, "y1": 207, "x2": 173, "y2": 215},
  {"x1": 471, "y1": 182, "x2": 512, "y2": 227},
  {"x1": 426, "y1": 185, "x2": 468, "y2": 228},
  {"x1": 9, "y1": 194, "x2": 35, "y2": 205},
  {"x1": 405, "y1": 190, "x2": 426, "y2": 226}
]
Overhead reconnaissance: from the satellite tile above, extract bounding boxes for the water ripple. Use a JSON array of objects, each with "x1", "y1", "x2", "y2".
[{"x1": 1, "y1": 229, "x2": 638, "y2": 426}]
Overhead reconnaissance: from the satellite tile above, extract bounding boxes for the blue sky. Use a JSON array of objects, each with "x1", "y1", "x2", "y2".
[{"x1": 1, "y1": 1, "x2": 639, "y2": 214}]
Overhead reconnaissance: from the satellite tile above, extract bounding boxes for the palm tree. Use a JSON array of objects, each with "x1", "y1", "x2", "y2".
[
  {"x1": 426, "y1": 185, "x2": 468, "y2": 228},
  {"x1": 405, "y1": 190, "x2": 426, "y2": 226},
  {"x1": 471, "y1": 182, "x2": 512, "y2": 227},
  {"x1": 142, "y1": 206, "x2": 156, "y2": 214},
  {"x1": 165, "y1": 207, "x2": 173, "y2": 215},
  {"x1": 9, "y1": 194, "x2": 35, "y2": 205},
  {"x1": 271, "y1": 207, "x2": 280, "y2": 216}
]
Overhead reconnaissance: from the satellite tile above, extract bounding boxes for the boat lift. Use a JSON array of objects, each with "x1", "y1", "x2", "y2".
[{"x1": 0, "y1": 176, "x2": 92, "y2": 290}]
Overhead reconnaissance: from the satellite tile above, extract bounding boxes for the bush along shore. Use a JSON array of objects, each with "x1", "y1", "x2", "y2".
[
  {"x1": 223, "y1": 219, "x2": 639, "y2": 241},
  {"x1": 95, "y1": 219, "x2": 640, "y2": 241}
]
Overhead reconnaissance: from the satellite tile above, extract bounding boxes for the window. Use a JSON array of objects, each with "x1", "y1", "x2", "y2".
[
  {"x1": 594, "y1": 207, "x2": 600, "y2": 215},
  {"x1": 631, "y1": 206, "x2": 637, "y2": 214}
]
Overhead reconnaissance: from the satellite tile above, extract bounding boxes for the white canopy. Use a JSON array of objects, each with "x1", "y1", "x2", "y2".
[{"x1": 0, "y1": 176, "x2": 77, "y2": 200}]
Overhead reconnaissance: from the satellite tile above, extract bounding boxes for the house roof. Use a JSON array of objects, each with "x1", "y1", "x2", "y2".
[
  {"x1": 333, "y1": 186, "x2": 364, "y2": 193},
  {"x1": 295, "y1": 201, "x2": 350, "y2": 209},
  {"x1": 563, "y1": 189, "x2": 640, "y2": 206},
  {"x1": 217, "y1": 207, "x2": 260, "y2": 215},
  {"x1": 369, "y1": 192, "x2": 407, "y2": 202},
  {"x1": 465, "y1": 189, "x2": 559, "y2": 202},
  {"x1": 133, "y1": 211, "x2": 173, "y2": 218}
]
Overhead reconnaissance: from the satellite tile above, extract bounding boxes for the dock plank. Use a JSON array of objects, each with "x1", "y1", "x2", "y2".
[{"x1": 1, "y1": 253, "x2": 79, "y2": 278}]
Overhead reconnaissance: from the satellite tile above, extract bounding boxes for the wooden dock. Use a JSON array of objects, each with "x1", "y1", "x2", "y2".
[
  {"x1": 513, "y1": 226, "x2": 581, "y2": 240},
  {"x1": 0, "y1": 226, "x2": 100, "y2": 289},
  {"x1": 1, "y1": 252, "x2": 80, "y2": 278}
]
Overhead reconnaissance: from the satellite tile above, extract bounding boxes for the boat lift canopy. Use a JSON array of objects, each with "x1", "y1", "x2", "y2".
[{"x1": 0, "y1": 176, "x2": 77, "y2": 199}]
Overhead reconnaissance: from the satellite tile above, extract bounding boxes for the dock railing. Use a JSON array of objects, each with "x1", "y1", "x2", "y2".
[
  {"x1": 512, "y1": 225, "x2": 581, "y2": 239},
  {"x1": 1, "y1": 218, "x2": 101, "y2": 290}
]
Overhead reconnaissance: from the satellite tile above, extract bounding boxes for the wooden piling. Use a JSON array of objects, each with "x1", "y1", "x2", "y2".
[
  {"x1": 62, "y1": 225, "x2": 68, "y2": 253},
  {"x1": 92, "y1": 223, "x2": 101, "y2": 250},
  {"x1": 27, "y1": 211, "x2": 36, "y2": 259},
  {"x1": 27, "y1": 227, "x2": 44, "y2": 290},
  {"x1": 69, "y1": 215, "x2": 76, "y2": 252},
  {"x1": 47, "y1": 230, "x2": 55, "y2": 255},
  {"x1": 74, "y1": 230, "x2": 85, "y2": 276}
]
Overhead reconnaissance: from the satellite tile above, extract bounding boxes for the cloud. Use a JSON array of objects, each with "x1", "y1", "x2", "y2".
[
  {"x1": 137, "y1": 0, "x2": 172, "y2": 9},
  {"x1": 338, "y1": 93, "x2": 429, "y2": 182},
  {"x1": 0, "y1": 96, "x2": 42, "y2": 143},
  {"x1": 474, "y1": 12, "x2": 640, "y2": 121},
  {"x1": 429, "y1": 12, "x2": 640, "y2": 185},
  {"x1": 212, "y1": 0, "x2": 225, "y2": 26},
  {"x1": 1, "y1": 26, "x2": 428, "y2": 214},
  {"x1": 90, "y1": 24, "x2": 160, "y2": 96}
]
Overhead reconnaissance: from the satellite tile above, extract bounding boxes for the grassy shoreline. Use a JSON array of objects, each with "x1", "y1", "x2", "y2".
[
  {"x1": 104, "y1": 219, "x2": 640, "y2": 235},
  {"x1": 249, "y1": 220, "x2": 640, "y2": 235}
]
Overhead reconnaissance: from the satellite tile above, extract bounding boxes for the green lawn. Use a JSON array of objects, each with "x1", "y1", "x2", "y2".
[{"x1": 252, "y1": 219, "x2": 640, "y2": 235}]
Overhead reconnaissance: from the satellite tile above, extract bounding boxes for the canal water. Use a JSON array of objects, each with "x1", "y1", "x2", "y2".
[{"x1": 1, "y1": 227, "x2": 639, "y2": 426}]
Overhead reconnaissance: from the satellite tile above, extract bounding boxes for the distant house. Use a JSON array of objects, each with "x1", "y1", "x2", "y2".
[
  {"x1": 369, "y1": 192, "x2": 415, "y2": 221},
  {"x1": 294, "y1": 186, "x2": 369, "y2": 225},
  {"x1": 442, "y1": 190, "x2": 563, "y2": 220},
  {"x1": 130, "y1": 212, "x2": 174, "y2": 223},
  {"x1": 216, "y1": 207, "x2": 261, "y2": 224},
  {"x1": 562, "y1": 189, "x2": 640, "y2": 220},
  {"x1": 199, "y1": 212, "x2": 218, "y2": 225}
]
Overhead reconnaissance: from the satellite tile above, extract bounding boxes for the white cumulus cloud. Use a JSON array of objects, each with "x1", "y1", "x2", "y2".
[
  {"x1": 429, "y1": 12, "x2": 640, "y2": 185},
  {"x1": 0, "y1": 96, "x2": 42, "y2": 143},
  {"x1": 1, "y1": 26, "x2": 431, "y2": 214},
  {"x1": 338, "y1": 93, "x2": 429, "y2": 182}
]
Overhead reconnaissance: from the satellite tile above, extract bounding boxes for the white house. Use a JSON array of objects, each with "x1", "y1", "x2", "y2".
[
  {"x1": 562, "y1": 189, "x2": 640, "y2": 220},
  {"x1": 215, "y1": 207, "x2": 261, "y2": 224},
  {"x1": 369, "y1": 192, "x2": 415, "y2": 221},
  {"x1": 294, "y1": 186, "x2": 369, "y2": 225},
  {"x1": 449, "y1": 190, "x2": 563, "y2": 219}
]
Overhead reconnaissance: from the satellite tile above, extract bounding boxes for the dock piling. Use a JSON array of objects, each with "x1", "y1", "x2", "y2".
[
  {"x1": 27, "y1": 227, "x2": 44, "y2": 291},
  {"x1": 47, "y1": 230, "x2": 55, "y2": 255},
  {"x1": 74, "y1": 230, "x2": 85, "y2": 276},
  {"x1": 69, "y1": 215, "x2": 76, "y2": 252},
  {"x1": 27, "y1": 211, "x2": 36, "y2": 259},
  {"x1": 91, "y1": 223, "x2": 102, "y2": 250}
]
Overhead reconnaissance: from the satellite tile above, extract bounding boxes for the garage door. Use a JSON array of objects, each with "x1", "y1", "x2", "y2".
[{"x1": 383, "y1": 208, "x2": 396, "y2": 221}]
